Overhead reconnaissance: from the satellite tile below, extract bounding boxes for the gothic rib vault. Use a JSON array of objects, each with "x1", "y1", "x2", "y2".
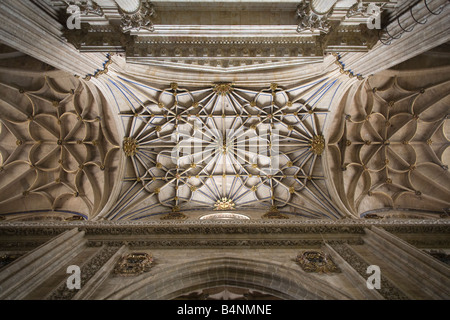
[
  {"x1": 1, "y1": 48, "x2": 448, "y2": 221},
  {"x1": 0, "y1": 0, "x2": 449, "y2": 301}
]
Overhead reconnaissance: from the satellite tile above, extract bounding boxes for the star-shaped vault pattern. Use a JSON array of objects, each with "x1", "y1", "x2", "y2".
[{"x1": 105, "y1": 77, "x2": 345, "y2": 220}]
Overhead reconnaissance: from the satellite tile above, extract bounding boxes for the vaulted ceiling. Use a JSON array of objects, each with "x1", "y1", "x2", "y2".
[
  {"x1": 0, "y1": 52, "x2": 121, "y2": 221},
  {"x1": 327, "y1": 51, "x2": 450, "y2": 218}
]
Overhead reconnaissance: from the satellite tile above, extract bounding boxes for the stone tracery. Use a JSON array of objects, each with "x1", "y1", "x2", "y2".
[
  {"x1": 0, "y1": 68, "x2": 120, "y2": 220},
  {"x1": 328, "y1": 69, "x2": 450, "y2": 218},
  {"x1": 103, "y1": 77, "x2": 344, "y2": 220}
]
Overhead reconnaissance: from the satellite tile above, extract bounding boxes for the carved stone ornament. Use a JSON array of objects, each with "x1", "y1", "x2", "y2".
[
  {"x1": 296, "y1": 250, "x2": 340, "y2": 273},
  {"x1": 120, "y1": 0, "x2": 155, "y2": 33},
  {"x1": 123, "y1": 137, "x2": 138, "y2": 156},
  {"x1": 64, "y1": 215, "x2": 86, "y2": 221},
  {"x1": 48, "y1": 246, "x2": 121, "y2": 300},
  {"x1": 296, "y1": 0, "x2": 331, "y2": 34},
  {"x1": 114, "y1": 252, "x2": 153, "y2": 276},
  {"x1": 213, "y1": 83, "x2": 234, "y2": 96},
  {"x1": 424, "y1": 250, "x2": 450, "y2": 265},
  {"x1": 262, "y1": 206, "x2": 289, "y2": 220},
  {"x1": 346, "y1": 1, "x2": 385, "y2": 18},
  {"x1": 214, "y1": 197, "x2": 236, "y2": 211},
  {"x1": 64, "y1": 0, "x2": 104, "y2": 17},
  {"x1": 364, "y1": 213, "x2": 383, "y2": 219},
  {"x1": 331, "y1": 244, "x2": 408, "y2": 299},
  {"x1": 310, "y1": 135, "x2": 325, "y2": 155},
  {"x1": 0, "y1": 254, "x2": 22, "y2": 269},
  {"x1": 160, "y1": 211, "x2": 188, "y2": 220}
]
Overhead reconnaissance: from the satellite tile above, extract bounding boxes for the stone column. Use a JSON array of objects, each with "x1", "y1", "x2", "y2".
[
  {"x1": 0, "y1": 0, "x2": 109, "y2": 77},
  {"x1": 311, "y1": 0, "x2": 338, "y2": 14},
  {"x1": 114, "y1": 0, "x2": 141, "y2": 13},
  {"x1": 339, "y1": 0, "x2": 450, "y2": 77}
]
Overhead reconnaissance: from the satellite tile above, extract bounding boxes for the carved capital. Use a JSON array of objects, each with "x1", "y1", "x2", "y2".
[
  {"x1": 296, "y1": 0, "x2": 332, "y2": 34},
  {"x1": 120, "y1": 0, "x2": 155, "y2": 33}
]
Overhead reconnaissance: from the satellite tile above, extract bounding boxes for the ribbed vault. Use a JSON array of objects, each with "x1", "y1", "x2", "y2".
[
  {"x1": 0, "y1": 54, "x2": 121, "y2": 221},
  {"x1": 102, "y1": 75, "x2": 346, "y2": 220},
  {"x1": 328, "y1": 65, "x2": 450, "y2": 218}
]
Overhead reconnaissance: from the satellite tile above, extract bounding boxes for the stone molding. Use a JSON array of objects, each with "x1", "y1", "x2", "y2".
[
  {"x1": 47, "y1": 245, "x2": 121, "y2": 300},
  {"x1": 0, "y1": 219, "x2": 448, "y2": 236},
  {"x1": 331, "y1": 243, "x2": 409, "y2": 300}
]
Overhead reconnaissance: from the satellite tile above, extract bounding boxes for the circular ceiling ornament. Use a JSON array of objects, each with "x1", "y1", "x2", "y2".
[
  {"x1": 123, "y1": 137, "x2": 138, "y2": 157},
  {"x1": 200, "y1": 213, "x2": 250, "y2": 220}
]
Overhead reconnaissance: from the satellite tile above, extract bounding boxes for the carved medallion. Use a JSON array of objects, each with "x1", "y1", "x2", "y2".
[
  {"x1": 310, "y1": 135, "x2": 325, "y2": 155},
  {"x1": 123, "y1": 137, "x2": 138, "y2": 157},
  {"x1": 296, "y1": 1, "x2": 331, "y2": 34},
  {"x1": 213, "y1": 83, "x2": 234, "y2": 96},
  {"x1": 120, "y1": 0, "x2": 155, "y2": 33},
  {"x1": 296, "y1": 250, "x2": 340, "y2": 273},
  {"x1": 114, "y1": 252, "x2": 153, "y2": 276}
]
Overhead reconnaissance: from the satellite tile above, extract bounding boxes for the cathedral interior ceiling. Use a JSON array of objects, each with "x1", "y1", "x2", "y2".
[
  {"x1": 104, "y1": 75, "x2": 344, "y2": 220},
  {"x1": 0, "y1": 0, "x2": 449, "y2": 223}
]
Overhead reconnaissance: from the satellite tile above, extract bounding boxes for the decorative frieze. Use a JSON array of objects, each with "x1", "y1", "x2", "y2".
[
  {"x1": 88, "y1": 239, "x2": 362, "y2": 248},
  {"x1": 1, "y1": 219, "x2": 448, "y2": 236}
]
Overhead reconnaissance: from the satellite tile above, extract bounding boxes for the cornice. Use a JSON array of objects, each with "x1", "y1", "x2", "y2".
[{"x1": 1, "y1": 218, "x2": 449, "y2": 231}]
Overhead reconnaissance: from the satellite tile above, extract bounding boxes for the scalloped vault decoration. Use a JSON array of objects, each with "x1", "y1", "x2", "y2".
[
  {"x1": 104, "y1": 77, "x2": 345, "y2": 220},
  {"x1": 328, "y1": 70, "x2": 450, "y2": 218},
  {"x1": 0, "y1": 73, "x2": 120, "y2": 220}
]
